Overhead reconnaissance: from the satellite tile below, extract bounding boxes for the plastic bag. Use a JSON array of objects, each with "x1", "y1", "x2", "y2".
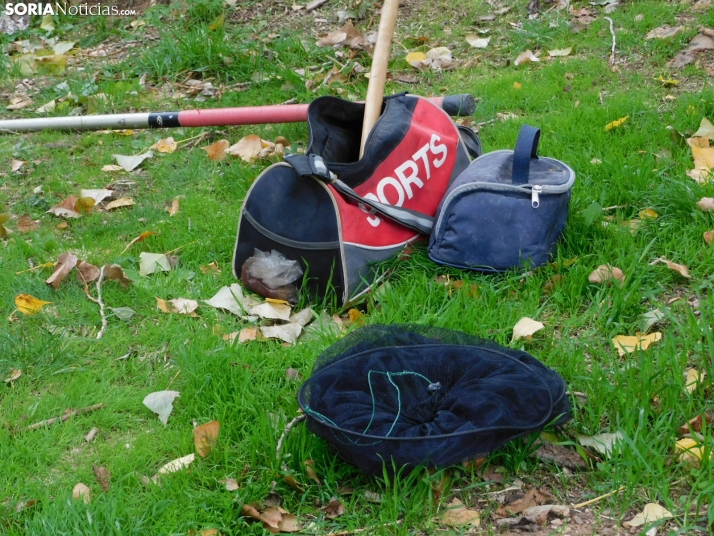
[{"x1": 245, "y1": 249, "x2": 303, "y2": 289}]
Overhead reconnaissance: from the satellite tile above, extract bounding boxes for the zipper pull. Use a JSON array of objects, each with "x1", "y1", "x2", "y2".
[{"x1": 531, "y1": 185, "x2": 542, "y2": 208}]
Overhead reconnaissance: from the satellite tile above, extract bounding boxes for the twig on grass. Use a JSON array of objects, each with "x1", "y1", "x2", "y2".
[
  {"x1": 276, "y1": 413, "x2": 306, "y2": 461},
  {"x1": 305, "y1": 0, "x2": 329, "y2": 12},
  {"x1": 572, "y1": 485, "x2": 625, "y2": 509},
  {"x1": 25, "y1": 403, "x2": 105, "y2": 432},
  {"x1": 166, "y1": 370, "x2": 181, "y2": 390},
  {"x1": 604, "y1": 17, "x2": 616, "y2": 65},
  {"x1": 80, "y1": 266, "x2": 108, "y2": 339}
]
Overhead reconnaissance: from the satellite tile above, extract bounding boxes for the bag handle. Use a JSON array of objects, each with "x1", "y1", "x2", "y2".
[
  {"x1": 512, "y1": 125, "x2": 541, "y2": 185},
  {"x1": 285, "y1": 154, "x2": 433, "y2": 235}
]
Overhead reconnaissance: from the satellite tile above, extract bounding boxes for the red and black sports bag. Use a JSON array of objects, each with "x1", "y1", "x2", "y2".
[{"x1": 233, "y1": 94, "x2": 481, "y2": 306}]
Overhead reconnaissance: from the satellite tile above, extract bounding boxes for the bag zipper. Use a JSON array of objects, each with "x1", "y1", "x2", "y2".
[{"x1": 531, "y1": 185, "x2": 542, "y2": 208}]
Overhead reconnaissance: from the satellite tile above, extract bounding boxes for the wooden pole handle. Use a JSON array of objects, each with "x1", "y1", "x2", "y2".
[{"x1": 359, "y1": 0, "x2": 400, "y2": 159}]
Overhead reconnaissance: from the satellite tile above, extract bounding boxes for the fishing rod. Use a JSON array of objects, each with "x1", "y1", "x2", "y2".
[{"x1": 0, "y1": 94, "x2": 476, "y2": 133}]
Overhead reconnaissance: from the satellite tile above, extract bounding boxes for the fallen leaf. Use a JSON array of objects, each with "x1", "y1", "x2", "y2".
[
  {"x1": 36, "y1": 99, "x2": 56, "y2": 113},
  {"x1": 705, "y1": 230, "x2": 714, "y2": 245},
  {"x1": 285, "y1": 367, "x2": 301, "y2": 380},
  {"x1": 693, "y1": 117, "x2": 714, "y2": 140},
  {"x1": 250, "y1": 302, "x2": 292, "y2": 321},
  {"x1": 105, "y1": 197, "x2": 135, "y2": 210},
  {"x1": 102, "y1": 164, "x2": 125, "y2": 172},
  {"x1": 121, "y1": 231, "x2": 156, "y2": 254},
  {"x1": 202, "y1": 140, "x2": 230, "y2": 161},
  {"x1": 284, "y1": 475, "x2": 304, "y2": 492},
  {"x1": 11, "y1": 159, "x2": 25, "y2": 172},
  {"x1": 496, "y1": 488, "x2": 550, "y2": 516},
  {"x1": 103, "y1": 264, "x2": 132, "y2": 287},
  {"x1": 697, "y1": 197, "x2": 714, "y2": 211},
  {"x1": 200, "y1": 261, "x2": 221, "y2": 274},
  {"x1": 46, "y1": 252, "x2": 78, "y2": 289},
  {"x1": 640, "y1": 308, "x2": 665, "y2": 332},
  {"x1": 605, "y1": 116, "x2": 629, "y2": 131},
  {"x1": 113, "y1": 151, "x2": 153, "y2": 172},
  {"x1": 15, "y1": 294, "x2": 52, "y2": 315},
  {"x1": 17, "y1": 214, "x2": 37, "y2": 233},
  {"x1": 157, "y1": 297, "x2": 199, "y2": 315},
  {"x1": 442, "y1": 498, "x2": 480, "y2": 527},
  {"x1": 140, "y1": 252, "x2": 172, "y2": 276},
  {"x1": 143, "y1": 390, "x2": 180, "y2": 425},
  {"x1": 4, "y1": 369, "x2": 22, "y2": 383},
  {"x1": 153, "y1": 453, "x2": 195, "y2": 482},
  {"x1": 0, "y1": 213, "x2": 10, "y2": 238},
  {"x1": 645, "y1": 25, "x2": 682, "y2": 40},
  {"x1": 512, "y1": 317, "x2": 544, "y2": 342},
  {"x1": 679, "y1": 413, "x2": 713, "y2": 436},
  {"x1": 548, "y1": 47, "x2": 572, "y2": 57},
  {"x1": 168, "y1": 197, "x2": 180, "y2": 216},
  {"x1": 588, "y1": 264, "x2": 625, "y2": 285},
  {"x1": 110, "y1": 306, "x2": 135, "y2": 320},
  {"x1": 151, "y1": 137, "x2": 178, "y2": 154},
  {"x1": 531, "y1": 439, "x2": 588, "y2": 470},
  {"x1": 324, "y1": 498, "x2": 345, "y2": 519},
  {"x1": 685, "y1": 368, "x2": 705, "y2": 393},
  {"x1": 364, "y1": 490, "x2": 383, "y2": 503},
  {"x1": 466, "y1": 35, "x2": 490, "y2": 48},
  {"x1": 576, "y1": 431, "x2": 624, "y2": 457},
  {"x1": 47, "y1": 195, "x2": 81, "y2": 218},
  {"x1": 205, "y1": 284, "x2": 255, "y2": 317},
  {"x1": 304, "y1": 460, "x2": 320, "y2": 485},
  {"x1": 76, "y1": 261, "x2": 101, "y2": 284},
  {"x1": 194, "y1": 420, "x2": 220, "y2": 457},
  {"x1": 638, "y1": 208, "x2": 658, "y2": 220},
  {"x1": 92, "y1": 465, "x2": 111, "y2": 492},
  {"x1": 657, "y1": 258, "x2": 691, "y2": 278},
  {"x1": 228, "y1": 135, "x2": 264, "y2": 163},
  {"x1": 261, "y1": 323, "x2": 302, "y2": 344},
  {"x1": 72, "y1": 483, "x2": 90, "y2": 504},
  {"x1": 612, "y1": 332, "x2": 662, "y2": 356},
  {"x1": 514, "y1": 50, "x2": 540, "y2": 66},
  {"x1": 623, "y1": 503, "x2": 673, "y2": 528},
  {"x1": 222, "y1": 478, "x2": 239, "y2": 491},
  {"x1": 53, "y1": 41, "x2": 75, "y2": 55},
  {"x1": 41, "y1": 13, "x2": 56, "y2": 32},
  {"x1": 406, "y1": 51, "x2": 427, "y2": 67},
  {"x1": 80, "y1": 189, "x2": 114, "y2": 205},
  {"x1": 7, "y1": 98, "x2": 33, "y2": 110}
]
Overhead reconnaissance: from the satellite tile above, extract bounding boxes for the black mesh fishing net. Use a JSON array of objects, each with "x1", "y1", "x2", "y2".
[{"x1": 297, "y1": 324, "x2": 571, "y2": 475}]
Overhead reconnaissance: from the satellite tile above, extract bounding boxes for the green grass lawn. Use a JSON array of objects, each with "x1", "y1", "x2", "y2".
[{"x1": 1, "y1": 0, "x2": 714, "y2": 534}]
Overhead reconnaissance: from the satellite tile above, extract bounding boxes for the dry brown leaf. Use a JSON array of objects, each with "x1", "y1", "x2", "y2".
[
  {"x1": 46, "y1": 252, "x2": 78, "y2": 289},
  {"x1": 283, "y1": 475, "x2": 304, "y2": 492},
  {"x1": 612, "y1": 332, "x2": 662, "y2": 356},
  {"x1": 72, "y1": 483, "x2": 91, "y2": 504},
  {"x1": 15, "y1": 294, "x2": 52, "y2": 315},
  {"x1": 103, "y1": 264, "x2": 132, "y2": 287},
  {"x1": 704, "y1": 230, "x2": 714, "y2": 245},
  {"x1": 202, "y1": 139, "x2": 230, "y2": 161},
  {"x1": 324, "y1": 498, "x2": 345, "y2": 519},
  {"x1": 76, "y1": 261, "x2": 101, "y2": 284},
  {"x1": 511, "y1": 317, "x2": 544, "y2": 342},
  {"x1": 11, "y1": 159, "x2": 25, "y2": 172},
  {"x1": 47, "y1": 195, "x2": 81, "y2": 219},
  {"x1": 0, "y1": 213, "x2": 11, "y2": 238},
  {"x1": 304, "y1": 460, "x2": 321, "y2": 485},
  {"x1": 588, "y1": 264, "x2": 625, "y2": 285},
  {"x1": 657, "y1": 258, "x2": 691, "y2": 278},
  {"x1": 92, "y1": 465, "x2": 111, "y2": 492},
  {"x1": 697, "y1": 197, "x2": 714, "y2": 211},
  {"x1": 105, "y1": 197, "x2": 135, "y2": 210},
  {"x1": 156, "y1": 297, "x2": 199, "y2": 316},
  {"x1": 222, "y1": 478, "x2": 239, "y2": 491},
  {"x1": 228, "y1": 135, "x2": 264, "y2": 162},
  {"x1": 496, "y1": 489, "x2": 550, "y2": 517},
  {"x1": 165, "y1": 197, "x2": 180, "y2": 216},
  {"x1": 194, "y1": 420, "x2": 220, "y2": 458},
  {"x1": 441, "y1": 498, "x2": 480, "y2": 527},
  {"x1": 645, "y1": 25, "x2": 683, "y2": 40},
  {"x1": 4, "y1": 369, "x2": 22, "y2": 383},
  {"x1": 121, "y1": 231, "x2": 157, "y2": 254},
  {"x1": 17, "y1": 214, "x2": 38, "y2": 232},
  {"x1": 514, "y1": 50, "x2": 540, "y2": 66},
  {"x1": 152, "y1": 137, "x2": 178, "y2": 154},
  {"x1": 200, "y1": 261, "x2": 221, "y2": 274}
]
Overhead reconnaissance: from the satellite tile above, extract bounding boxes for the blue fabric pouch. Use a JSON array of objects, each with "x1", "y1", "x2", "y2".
[{"x1": 427, "y1": 125, "x2": 575, "y2": 271}]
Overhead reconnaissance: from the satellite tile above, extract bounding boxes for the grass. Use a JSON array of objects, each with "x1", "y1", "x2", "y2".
[{"x1": 1, "y1": 0, "x2": 714, "y2": 533}]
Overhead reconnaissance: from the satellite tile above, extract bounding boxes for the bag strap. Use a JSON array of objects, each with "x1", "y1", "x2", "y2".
[
  {"x1": 512, "y1": 125, "x2": 541, "y2": 185},
  {"x1": 285, "y1": 154, "x2": 433, "y2": 235}
]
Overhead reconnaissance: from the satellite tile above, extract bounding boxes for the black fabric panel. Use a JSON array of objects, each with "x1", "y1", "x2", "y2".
[
  {"x1": 243, "y1": 165, "x2": 339, "y2": 244},
  {"x1": 306, "y1": 95, "x2": 418, "y2": 188}
]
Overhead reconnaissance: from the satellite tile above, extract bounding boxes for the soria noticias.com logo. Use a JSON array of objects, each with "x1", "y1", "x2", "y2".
[{"x1": 4, "y1": 3, "x2": 137, "y2": 16}]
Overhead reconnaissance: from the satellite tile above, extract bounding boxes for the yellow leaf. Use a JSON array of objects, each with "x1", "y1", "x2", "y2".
[
  {"x1": 15, "y1": 294, "x2": 52, "y2": 315},
  {"x1": 194, "y1": 420, "x2": 220, "y2": 458},
  {"x1": 638, "y1": 208, "x2": 658, "y2": 220},
  {"x1": 105, "y1": 197, "x2": 135, "y2": 210},
  {"x1": 656, "y1": 76, "x2": 679, "y2": 87},
  {"x1": 675, "y1": 437, "x2": 710, "y2": 465},
  {"x1": 74, "y1": 197, "x2": 95, "y2": 214},
  {"x1": 605, "y1": 116, "x2": 629, "y2": 131},
  {"x1": 612, "y1": 332, "x2": 662, "y2": 356},
  {"x1": 151, "y1": 137, "x2": 178, "y2": 154},
  {"x1": 208, "y1": 13, "x2": 225, "y2": 31},
  {"x1": 685, "y1": 368, "x2": 705, "y2": 393},
  {"x1": 513, "y1": 82, "x2": 522, "y2": 89},
  {"x1": 227, "y1": 135, "x2": 263, "y2": 163},
  {"x1": 623, "y1": 503, "x2": 673, "y2": 529},
  {"x1": 406, "y1": 51, "x2": 427, "y2": 68},
  {"x1": 121, "y1": 231, "x2": 157, "y2": 254}
]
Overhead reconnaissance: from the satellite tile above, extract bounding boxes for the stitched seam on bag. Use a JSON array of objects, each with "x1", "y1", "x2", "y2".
[{"x1": 242, "y1": 210, "x2": 340, "y2": 250}]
